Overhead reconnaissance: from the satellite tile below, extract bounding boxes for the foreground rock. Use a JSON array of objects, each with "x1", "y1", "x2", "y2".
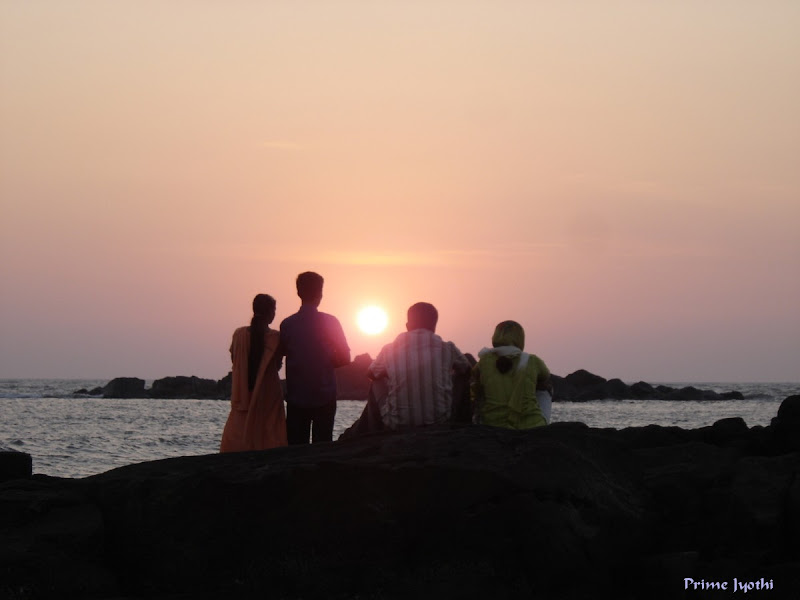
[
  {"x1": 0, "y1": 450, "x2": 31, "y2": 483},
  {"x1": 2, "y1": 398, "x2": 799, "y2": 599}
]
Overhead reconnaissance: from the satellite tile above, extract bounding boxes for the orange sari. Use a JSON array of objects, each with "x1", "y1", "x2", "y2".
[{"x1": 220, "y1": 326, "x2": 287, "y2": 452}]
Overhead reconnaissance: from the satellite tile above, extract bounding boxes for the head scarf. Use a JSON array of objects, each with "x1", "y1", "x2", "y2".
[{"x1": 491, "y1": 320, "x2": 525, "y2": 351}]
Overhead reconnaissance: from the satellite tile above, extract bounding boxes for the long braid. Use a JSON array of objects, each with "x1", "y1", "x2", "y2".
[{"x1": 248, "y1": 294, "x2": 276, "y2": 391}]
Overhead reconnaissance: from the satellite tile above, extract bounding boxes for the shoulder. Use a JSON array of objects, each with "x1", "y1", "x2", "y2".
[
  {"x1": 376, "y1": 332, "x2": 408, "y2": 356},
  {"x1": 279, "y1": 312, "x2": 300, "y2": 329},
  {"x1": 445, "y1": 339, "x2": 464, "y2": 352},
  {"x1": 280, "y1": 311, "x2": 298, "y2": 324},
  {"x1": 445, "y1": 339, "x2": 467, "y2": 358},
  {"x1": 230, "y1": 326, "x2": 250, "y2": 350},
  {"x1": 526, "y1": 354, "x2": 549, "y2": 371},
  {"x1": 319, "y1": 312, "x2": 344, "y2": 327}
]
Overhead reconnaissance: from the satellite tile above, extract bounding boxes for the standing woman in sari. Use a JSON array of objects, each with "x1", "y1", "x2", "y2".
[{"x1": 220, "y1": 294, "x2": 287, "y2": 452}]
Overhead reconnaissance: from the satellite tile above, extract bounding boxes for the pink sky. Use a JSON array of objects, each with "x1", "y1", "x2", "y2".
[{"x1": 1, "y1": 2, "x2": 798, "y2": 382}]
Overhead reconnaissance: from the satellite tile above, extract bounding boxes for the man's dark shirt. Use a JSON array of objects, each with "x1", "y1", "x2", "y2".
[{"x1": 280, "y1": 305, "x2": 350, "y2": 408}]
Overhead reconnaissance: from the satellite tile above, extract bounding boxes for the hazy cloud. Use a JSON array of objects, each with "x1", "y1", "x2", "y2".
[{"x1": 259, "y1": 141, "x2": 305, "y2": 150}]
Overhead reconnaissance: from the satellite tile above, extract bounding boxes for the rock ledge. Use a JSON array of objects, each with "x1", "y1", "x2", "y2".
[{"x1": 1, "y1": 396, "x2": 799, "y2": 599}]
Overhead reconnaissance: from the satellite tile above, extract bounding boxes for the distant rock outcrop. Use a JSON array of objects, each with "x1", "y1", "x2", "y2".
[
  {"x1": 1, "y1": 396, "x2": 798, "y2": 599},
  {"x1": 148, "y1": 376, "x2": 226, "y2": 400},
  {"x1": 771, "y1": 394, "x2": 800, "y2": 453},
  {"x1": 551, "y1": 369, "x2": 745, "y2": 402},
  {"x1": 101, "y1": 377, "x2": 146, "y2": 399},
  {"x1": 87, "y1": 367, "x2": 744, "y2": 403},
  {"x1": 335, "y1": 353, "x2": 372, "y2": 400}
]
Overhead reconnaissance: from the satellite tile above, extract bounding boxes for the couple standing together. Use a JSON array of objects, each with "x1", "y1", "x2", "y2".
[
  {"x1": 220, "y1": 272, "x2": 349, "y2": 452},
  {"x1": 220, "y1": 271, "x2": 552, "y2": 453}
]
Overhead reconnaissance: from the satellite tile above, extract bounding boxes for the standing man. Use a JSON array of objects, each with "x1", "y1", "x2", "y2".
[{"x1": 280, "y1": 272, "x2": 350, "y2": 444}]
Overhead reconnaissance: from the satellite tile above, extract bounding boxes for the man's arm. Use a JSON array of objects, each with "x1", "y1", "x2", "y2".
[
  {"x1": 276, "y1": 321, "x2": 289, "y2": 371},
  {"x1": 329, "y1": 316, "x2": 351, "y2": 368},
  {"x1": 274, "y1": 336, "x2": 285, "y2": 371},
  {"x1": 367, "y1": 347, "x2": 388, "y2": 380}
]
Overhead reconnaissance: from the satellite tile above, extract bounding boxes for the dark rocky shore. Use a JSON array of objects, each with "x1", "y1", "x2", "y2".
[
  {"x1": 76, "y1": 357, "x2": 745, "y2": 402},
  {"x1": 2, "y1": 396, "x2": 799, "y2": 599}
]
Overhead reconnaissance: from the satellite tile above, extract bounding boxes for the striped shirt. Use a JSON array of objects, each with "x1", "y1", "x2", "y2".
[{"x1": 368, "y1": 329, "x2": 470, "y2": 430}]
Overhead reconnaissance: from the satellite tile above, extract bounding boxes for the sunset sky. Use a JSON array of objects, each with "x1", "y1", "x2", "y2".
[{"x1": 1, "y1": 1, "x2": 798, "y2": 382}]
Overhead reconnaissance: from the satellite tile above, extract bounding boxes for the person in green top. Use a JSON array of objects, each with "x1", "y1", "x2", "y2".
[{"x1": 471, "y1": 320, "x2": 553, "y2": 429}]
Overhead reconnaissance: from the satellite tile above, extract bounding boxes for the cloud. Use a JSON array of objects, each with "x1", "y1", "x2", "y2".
[
  {"x1": 310, "y1": 243, "x2": 565, "y2": 268},
  {"x1": 178, "y1": 241, "x2": 568, "y2": 270},
  {"x1": 308, "y1": 251, "x2": 449, "y2": 267},
  {"x1": 258, "y1": 141, "x2": 305, "y2": 150}
]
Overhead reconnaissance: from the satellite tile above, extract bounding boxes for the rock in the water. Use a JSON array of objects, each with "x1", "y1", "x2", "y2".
[
  {"x1": 565, "y1": 368, "x2": 608, "y2": 387},
  {"x1": 630, "y1": 380, "x2": 657, "y2": 398},
  {"x1": 217, "y1": 371, "x2": 232, "y2": 398},
  {"x1": 776, "y1": 394, "x2": 800, "y2": 423},
  {"x1": 95, "y1": 367, "x2": 746, "y2": 403},
  {"x1": 72, "y1": 386, "x2": 104, "y2": 396},
  {"x1": 335, "y1": 352, "x2": 372, "y2": 400},
  {"x1": 149, "y1": 375, "x2": 225, "y2": 399},
  {"x1": 551, "y1": 369, "x2": 744, "y2": 402},
  {"x1": 102, "y1": 377, "x2": 147, "y2": 399},
  {"x1": 771, "y1": 394, "x2": 800, "y2": 452}
]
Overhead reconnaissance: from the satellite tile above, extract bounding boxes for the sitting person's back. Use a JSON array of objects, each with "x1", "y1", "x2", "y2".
[
  {"x1": 367, "y1": 302, "x2": 470, "y2": 430},
  {"x1": 471, "y1": 320, "x2": 550, "y2": 429}
]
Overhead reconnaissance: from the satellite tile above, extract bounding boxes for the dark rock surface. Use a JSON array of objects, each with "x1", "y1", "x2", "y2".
[
  {"x1": 101, "y1": 377, "x2": 146, "y2": 399},
  {"x1": 88, "y1": 366, "x2": 744, "y2": 403},
  {"x1": 551, "y1": 370, "x2": 745, "y2": 402},
  {"x1": 771, "y1": 394, "x2": 800, "y2": 453},
  {"x1": 71, "y1": 386, "x2": 103, "y2": 396},
  {"x1": 335, "y1": 352, "x2": 373, "y2": 400},
  {"x1": 98, "y1": 375, "x2": 228, "y2": 400},
  {"x1": 2, "y1": 397, "x2": 799, "y2": 599},
  {"x1": 148, "y1": 375, "x2": 227, "y2": 400},
  {"x1": 0, "y1": 450, "x2": 32, "y2": 484}
]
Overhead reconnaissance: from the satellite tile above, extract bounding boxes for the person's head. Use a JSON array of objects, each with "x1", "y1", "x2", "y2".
[
  {"x1": 491, "y1": 320, "x2": 525, "y2": 351},
  {"x1": 296, "y1": 272, "x2": 324, "y2": 306},
  {"x1": 406, "y1": 302, "x2": 438, "y2": 333},
  {"x1": 252, "y1": 294, "x2": 276, "y2": 323}
]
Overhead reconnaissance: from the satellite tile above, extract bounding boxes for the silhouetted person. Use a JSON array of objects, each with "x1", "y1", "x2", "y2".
[
  {"x1": 220, "y1": 294, "x2": 287, "y2": 452},
  {"x1": 280, "y1": 272, "x2": 350, "y2": 444},
  {"x1": 471, "y1": 320, "x2": 552, "y2": 428},
  {"x1": 340, "y1": 302, "x2": 470, "y2": 438}
]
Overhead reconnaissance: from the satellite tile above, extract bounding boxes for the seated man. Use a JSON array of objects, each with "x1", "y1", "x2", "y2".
[{"x1": 340, "y1": 302, "x2": 470, "y2": 438}]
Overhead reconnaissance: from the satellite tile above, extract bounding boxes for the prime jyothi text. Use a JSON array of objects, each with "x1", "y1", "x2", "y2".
[{"x1": 685, "y1": 578, "x2": 774, "y2": 593}]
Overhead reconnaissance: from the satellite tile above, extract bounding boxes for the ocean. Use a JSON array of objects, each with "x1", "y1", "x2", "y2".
[{"x1": 1, "y1": 379, "x2": 797, "y2": 479}]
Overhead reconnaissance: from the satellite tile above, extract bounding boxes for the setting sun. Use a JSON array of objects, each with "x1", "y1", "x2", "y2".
[{"x1": 357, "y1": 306, "x2": 389, "y2": 335}]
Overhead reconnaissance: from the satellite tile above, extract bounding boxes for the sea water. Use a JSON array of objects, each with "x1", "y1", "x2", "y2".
[{"x1": 0, "y1": 379, "x2": 797, "y2": 479}]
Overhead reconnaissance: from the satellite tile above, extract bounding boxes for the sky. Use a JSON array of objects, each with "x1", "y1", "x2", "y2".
[{"x1": 1, "y1": 1, "x2": 798, "y2": 382}]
